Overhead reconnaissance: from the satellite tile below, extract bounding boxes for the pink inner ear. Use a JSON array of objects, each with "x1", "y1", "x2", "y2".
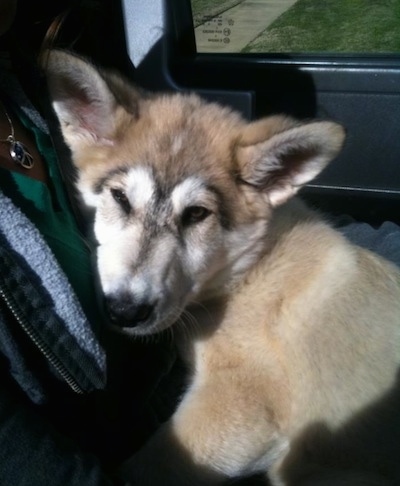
[
  {"x1": 65, "y1": 95, "x2": 113, "y2": 142},
  {"x1": 79, "y1": 105, "x2": 103, "y2": 134}
]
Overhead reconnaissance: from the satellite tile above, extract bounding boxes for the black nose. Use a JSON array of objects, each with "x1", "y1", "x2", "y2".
[{"x1": 105, "y1": 295, "x2": 155, "y2": 328}]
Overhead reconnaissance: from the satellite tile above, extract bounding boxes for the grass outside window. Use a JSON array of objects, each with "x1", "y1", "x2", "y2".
[{"x1": 191, "y1": 0, "x2": 400, "y2": 54}]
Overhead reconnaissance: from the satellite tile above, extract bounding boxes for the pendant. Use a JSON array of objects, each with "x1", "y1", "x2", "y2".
[{"x1": 7, "y1": 135, "x2": 34, "y2": 169}]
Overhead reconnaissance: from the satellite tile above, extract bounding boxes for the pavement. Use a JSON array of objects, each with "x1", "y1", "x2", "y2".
[{"x1": 194, "y1": 0, "x2": 298, "y2": 53}]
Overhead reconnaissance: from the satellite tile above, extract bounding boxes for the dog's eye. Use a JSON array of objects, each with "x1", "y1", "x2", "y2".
[
  {"x1": 181, "y1": 206, "x2": 211, "y2": 226},
  {"x1": 110, "y1": 188, "x2": 131, "y2": 214}
]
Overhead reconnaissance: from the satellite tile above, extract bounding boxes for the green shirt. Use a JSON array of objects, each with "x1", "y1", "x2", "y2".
[{"x1": 0, "y1": 108, "x2": 102, "y2": 328}]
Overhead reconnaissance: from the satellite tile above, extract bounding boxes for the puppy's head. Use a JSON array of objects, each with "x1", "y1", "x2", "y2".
[{"x1": 44, "y1": 50, "x2": 345, "y2": 336}]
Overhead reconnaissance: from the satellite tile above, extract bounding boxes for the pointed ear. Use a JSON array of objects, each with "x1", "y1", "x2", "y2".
[
  {"x1": 236, "y1": 116, "x2": 345, "y2": 207},
  {"x1": 42, "y1": 49, "x2": 138, "y2": 156}
]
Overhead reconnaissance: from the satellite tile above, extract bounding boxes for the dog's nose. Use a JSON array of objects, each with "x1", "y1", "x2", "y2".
[{"x1": 105, "y1": 295, "x2": 155, "y2": 328}]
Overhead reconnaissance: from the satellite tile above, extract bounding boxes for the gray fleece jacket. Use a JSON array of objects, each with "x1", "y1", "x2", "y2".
[{"x1": 0, "y1": 189, "x2": 106, "y2": 403}]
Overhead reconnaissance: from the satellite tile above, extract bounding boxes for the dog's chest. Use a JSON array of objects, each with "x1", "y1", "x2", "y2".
[{"x1": 180, "y1": 291, "x2": 290, "y2": 387}]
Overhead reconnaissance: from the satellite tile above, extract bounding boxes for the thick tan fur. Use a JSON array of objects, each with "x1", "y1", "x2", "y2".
[{"x1": 45, "y1": 50, "x2": 400, "y2": 485}]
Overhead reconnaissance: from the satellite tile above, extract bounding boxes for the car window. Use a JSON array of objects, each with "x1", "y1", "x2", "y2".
[{"x1": 192, "y1": 0, "x2": 400, "y2": 55}]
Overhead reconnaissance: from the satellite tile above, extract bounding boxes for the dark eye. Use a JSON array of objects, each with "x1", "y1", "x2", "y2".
[
  {"x1": 110, "y1": 188, "x2": 131, "y2": 214},
  {"x1": 181, "y1": 206, "x2": 211, "y2": 226}
]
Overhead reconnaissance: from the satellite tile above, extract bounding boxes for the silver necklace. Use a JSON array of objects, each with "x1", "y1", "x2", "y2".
[{"x1": 0, "y1": 101, "x2": 34, "y2": 169}]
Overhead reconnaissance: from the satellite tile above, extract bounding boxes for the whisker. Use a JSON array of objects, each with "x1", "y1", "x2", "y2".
[{"x1": 176, "y1": 306, "x2": 204, "y2": 341}]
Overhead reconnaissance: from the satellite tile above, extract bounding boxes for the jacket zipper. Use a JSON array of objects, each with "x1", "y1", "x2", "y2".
[{"x1": 0, "y1": 283, "x2": 85, "y2": 394}]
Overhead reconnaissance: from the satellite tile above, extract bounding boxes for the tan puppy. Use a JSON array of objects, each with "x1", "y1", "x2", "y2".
[{"x1": 45, "y1": 50, "x2": 400, "y2": 485}]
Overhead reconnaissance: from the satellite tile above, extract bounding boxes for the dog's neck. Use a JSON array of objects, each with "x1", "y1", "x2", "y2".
[
  {"x1": 197, "y1": 199, "x2": 318, "y2": 300},
  {"x1": 179, "y1": 198, "x2": 322, "y2": 342}
]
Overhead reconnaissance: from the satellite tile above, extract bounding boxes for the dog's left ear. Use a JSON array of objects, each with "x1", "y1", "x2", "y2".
[
  {"x1": 43, "y1": 49, "x2": 139, "y2": 157},
  {"x1": 236, "y1": 116, "x2": 345, "y2": 207}
]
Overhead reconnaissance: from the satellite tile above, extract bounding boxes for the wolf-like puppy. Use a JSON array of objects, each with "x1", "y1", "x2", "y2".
[{"x1": 45, "y1": 50, "x2": 400, "y2": 485}]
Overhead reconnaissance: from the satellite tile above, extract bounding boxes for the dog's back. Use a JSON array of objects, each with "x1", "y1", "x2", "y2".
[{"x1": 178, "y1": 199, "x2": 400, "y2": 483}]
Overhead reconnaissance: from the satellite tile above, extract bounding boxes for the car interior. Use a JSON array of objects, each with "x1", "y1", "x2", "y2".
[{"x1": 122, "y1": 0, "x2": 400, "y2": 228}]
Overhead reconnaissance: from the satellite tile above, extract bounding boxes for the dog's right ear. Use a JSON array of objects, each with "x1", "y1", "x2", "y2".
[{"x1": 42, "y1": 49, "x2": 139, "y2": 160}]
